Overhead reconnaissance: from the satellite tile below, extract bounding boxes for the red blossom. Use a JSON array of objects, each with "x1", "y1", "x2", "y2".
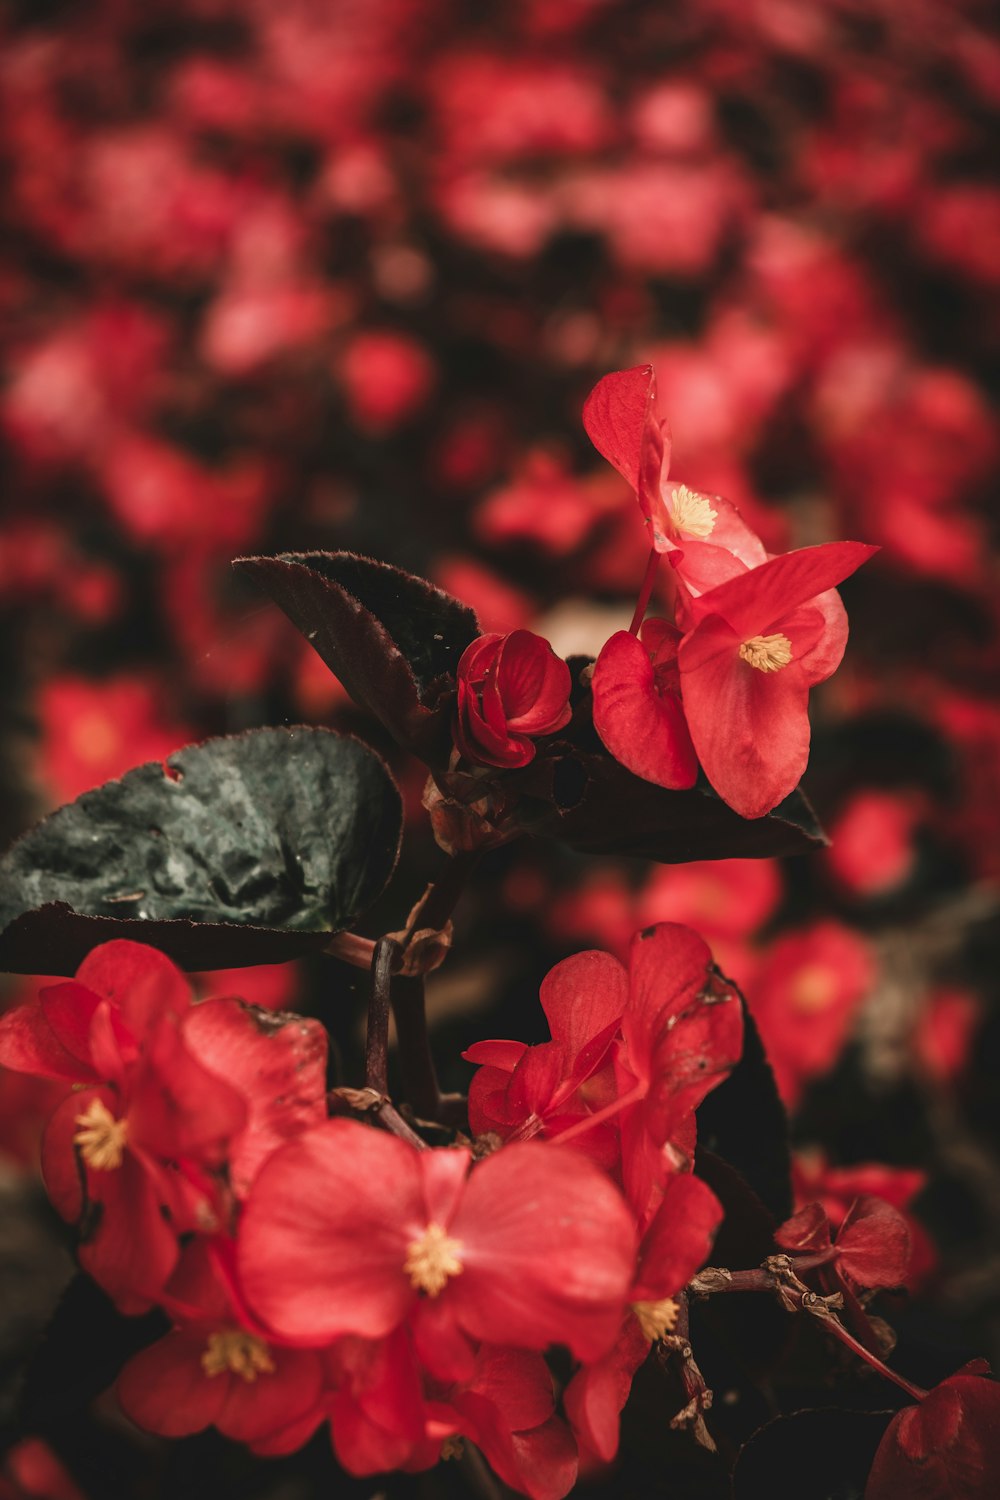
[
  {"x1": 0, "y1": 941, "x2": 325, "y2": 1311},
  {"x1": 237, "y1": 1120, "x2": 636, "y2": 1366},
  {"x1": 747, "y1": 921, "x2": 875, "y2": 1110},
  {"x1": 865, "y1": 1364, "x2": 1000, "y2": 1500},
  {"x1": 582, "y1": 364, "x2": 766, "y2": 571},
  {"x1": 675, "y1": 542, "x2": 877, "y2": 817},
  {"x1": 117, "y1": 1238, "x2": 324, "y2": 1445},
  {"x1": 776, "y1": 1194, "x2": 911, "y2": 1291},
  {"x1": 466, "y1": 923, "x2": 743, "y2": 1222},
  {"x1": 454, "y1": 630, "x2": 571, "y2": 768}
]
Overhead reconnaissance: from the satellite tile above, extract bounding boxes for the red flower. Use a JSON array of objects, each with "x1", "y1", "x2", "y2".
[
  {"x1": 0, "y1": 941, "x2": 247, "y2": 1310},
  {"x1": 454, "y1": 630, "x2": 571, "y2": 768},
  {"x1": 465, "y1": 924, "x2": 743, "y2": 1223},
  {"x1": 865, "y1": 1364, "x2": 1000, "y2": 1500},
  {"x1": 675, "y1": 542, "x2": 877, "y2": 817},
  {"x1": 422, "y1": 1346, "x2": 579, "y2": 1500},
  {"x1": 117, "y1": 1238, "x2": 323, "y2": 1445},
  {"x1": 592, "y1": 620, "x2": 698, "y2": 790},
  {"x1": 582, "y1": 364, "x2": 765, "y2": 573},
  {"x1": 237, "y1": 1120, "x2": 636, "y2": 1368},
  {"x1": 776, "y1": 1194, "x2": 912, "y2": 1292},
  {"x1": 565, "y1": 1172, "x2": 722, "y2": 1466},
  {"x1": 747, "y1": 921, "x2": 875, "y2": 1110},
  {"x1": 791, "y1": 1153, "x2": 936, "y2": 1292}
]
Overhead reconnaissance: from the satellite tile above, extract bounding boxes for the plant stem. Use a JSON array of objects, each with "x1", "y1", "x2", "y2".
[
  {"x1": 628, "y1": 547, "x2": 661, "y2": 635},
  {"x1": 813, "y1": 1301, "x2": 927, "y2": 1402},
  {"x1": 411, "y1": 847, "x2": 482, "y2": 935},
  {"x1": 365, "y1": 936, "x2": 398, "y2": 1097},
  {"x1": 391, "y1": 973, "x2": 437, "y2": 1117},
  {"x1": 325, "y1": 931, "x2": 376, "y2": 968},
  {"x1": 690, "y1": 1258, "x2": 928, "y2": 1403}
]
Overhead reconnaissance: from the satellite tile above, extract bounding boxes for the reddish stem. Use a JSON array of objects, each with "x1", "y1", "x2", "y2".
[
  {"x1": 628, "y1": 547, "x2": 661, "y2": 635},
  {"x1": 814, "y1": 1303, "x2": 928, "y2": 1403},
  {"x1": 691, "y1": 1261, "x2": 929, "y2": 1404},
  {"x1": 325, "y1": 931, "x2": 376, "y2": 969}
]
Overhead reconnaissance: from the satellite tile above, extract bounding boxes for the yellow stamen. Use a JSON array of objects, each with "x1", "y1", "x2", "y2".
[
  {"x1": 632, "y1": 1295, "x2": 680, "y2": 1342},
  {"x1": 73, "y1": 1097, "x2": 128, "y2": 1171},
  {"x1": 201, "y1": 1330, "x2": 275, "y2": 1383},
  {"x1": 441, "y1": 1435, "x2": 465, "y2": 1461},
  {"x1": 669, "y1": 484, "x2": 717, "y2": 539},
  {"x1": 739, "y1": 633, "x2": 793, "y2": 672},
  {"x1": 404, "y1": 1222, "x2": 464, "y2": 1297}
]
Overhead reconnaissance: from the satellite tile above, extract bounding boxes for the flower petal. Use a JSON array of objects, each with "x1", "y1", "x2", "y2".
[
  {"x1": 685, "y1": 541, "x2": 878, "y2": 639},
  {"x1": 583, "y1": 365, "x2": 670, "y2": 547},
  {"x1": 678, "y1": 613, "x2": 812, "y2": 818},
  {"x1": 238, "y1": 1120, "x2": 420, "y2": 1343},
  {"x1": 450, "y1": 1142, "x2": 636, "y2": 1361},
  {"x1": 592, "y1": 630, "x2": 698, "y2": 791},
  {"x1": 118, "y1": 1333, "x2": 227, "y2": 1436}
]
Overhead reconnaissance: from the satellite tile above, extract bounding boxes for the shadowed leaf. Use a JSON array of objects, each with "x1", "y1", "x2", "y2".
[
  {"x1": 0, "y1": 727, "x2": 401, "y2": 974},
  {"x1": 235, "y1": 551, "x2": 479, "y2": 766}
]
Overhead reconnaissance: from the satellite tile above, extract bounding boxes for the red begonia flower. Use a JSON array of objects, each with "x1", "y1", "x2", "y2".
[
  {"x1": 422, "y1": 1347, "x2": 578, "y2": 1500},
  {"x1": 565, "y1": 1171, "x2": 723, "y2": 1465},
  {"x1": 454, "y1": 630, "x2": 571, "y2": 768},
  {"x1": 791, "y1": 1154, "x2": 935, "y2": 1291},
  {"x1": 618, "y1": 924, "x2": 742, "y2": 1215},
  {"x1": 776, "y1": 1193, "x2": 911, "y2": 1291},
  {"x1": 582, "y1": 365, "x2": 765, "y2": 571},
  {"x1": 0, "y1": 941, "x2": 249, "y2": 1311},
  {"x1": 465, "y1": 924, "x2": 742, "y2": 1227},
  {"x1": 747, "y1": 920, "x2": 875, "y2": 1110},
  {"x1": 238, "y1": 1121, "x2": 636, "y2": 1365},
  {"x1": 865, "y1": 1364, "x2": 1000, "y2": 1500},
  {"x1": 117, "y1": 1238, "x2": 323, "y2": 1445},
  {"x1": 465, "y1": 949, "x2": 627, "y2": 1147},
  {"x1": 676, "y1": 542, "x2": 877, "y2": 817},
  {"x1": 592, "y1": 622, "x2": 698, "y2": 790},
  {"x1": 181, "y1": 997, "x2": 328, "y2": 1198}
]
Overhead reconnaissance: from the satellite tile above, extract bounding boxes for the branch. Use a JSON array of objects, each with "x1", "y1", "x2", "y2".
[{"x1": 689, "y1": 1255, "x2": 928, "y2": 1403}]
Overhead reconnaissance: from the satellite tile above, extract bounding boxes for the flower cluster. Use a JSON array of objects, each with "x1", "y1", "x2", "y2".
[
  {"x1": 0, "y1": 930, "x2": 742, "y2": 1496},
  {"x1": 582, "y1": 365, "x2": 877, "y2": 818}
]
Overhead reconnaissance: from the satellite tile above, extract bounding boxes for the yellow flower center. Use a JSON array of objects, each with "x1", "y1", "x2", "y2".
[
  {"x1": 791, "y1": 963, "x2": 838, "y2": 1013},
  {"x1": 201, "y1": 1330, "x2": 275, "y2": 1383},
  {"x1": 739, "y1": 633, "x2": 793, "y2": 672},
  {"x1": 404, "y1": 1222, "x2": 464, "y2": 1297},
  {"x1": 632, "y1": 1295, "x2": 680, "y2": 1342},
  {"x1": 73, "y1": 1097, "x2": 129, "y2": 1171},
  {"x1": 669, "y1": 484, "x2": 718, "y2": 539},
  {"x1": 441, "y1": 1435, "x2": 465, "y2": 1461}
]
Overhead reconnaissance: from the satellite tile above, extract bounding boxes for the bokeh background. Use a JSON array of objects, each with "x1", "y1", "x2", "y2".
[{"x1": 0, "y1": 0, "x2": 998, "y2": 1494}]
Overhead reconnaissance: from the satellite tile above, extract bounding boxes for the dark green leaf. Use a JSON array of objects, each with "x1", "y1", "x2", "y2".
[
  {"x1": 234, "y1": 551, "x2": 479, "y2": 766},
  {"x1": 535, "y1": 751, "x2": 826, "y2": 863},
  {"x1": 0, "y1": 727, "x2": 401, "y2": 974}
]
